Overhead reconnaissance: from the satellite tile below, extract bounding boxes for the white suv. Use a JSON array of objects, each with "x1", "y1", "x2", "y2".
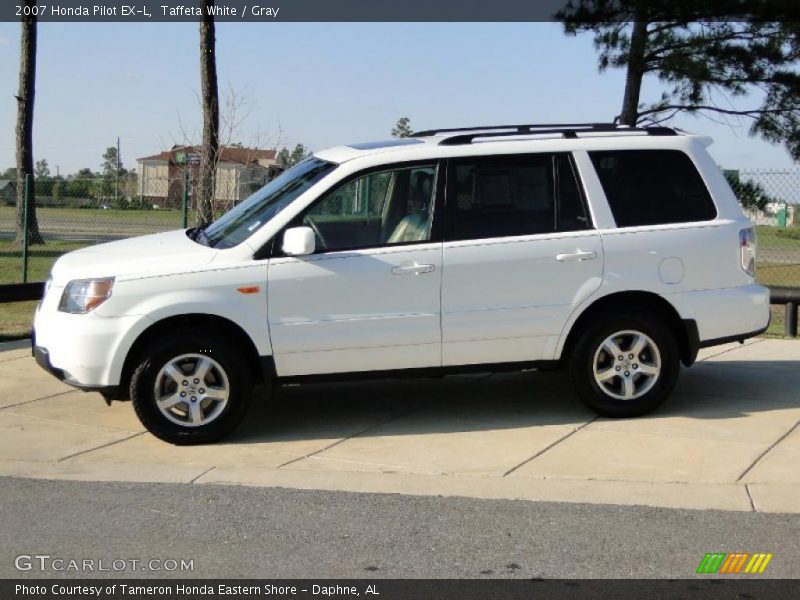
[{"x1": 32, "y1": 124, "x2": 770, "y2": 444}]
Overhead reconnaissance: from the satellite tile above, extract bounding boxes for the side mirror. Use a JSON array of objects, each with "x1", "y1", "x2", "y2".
[{"x1": 282, "y1": 226, "x2": 316, "y2": 256}]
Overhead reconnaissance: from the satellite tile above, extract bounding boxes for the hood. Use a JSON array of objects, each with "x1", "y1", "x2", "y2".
[{"x1": 50, "y1": 229, "x2": 217, "y2": 283}]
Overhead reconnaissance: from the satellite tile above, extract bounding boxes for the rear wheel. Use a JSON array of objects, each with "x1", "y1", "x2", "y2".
[
  {"x1": 569, "y1": 311, "x2": 679, "y2": 417},
  {"x1": 130, "y1": 333, "x2": 253, "y2": 444}
]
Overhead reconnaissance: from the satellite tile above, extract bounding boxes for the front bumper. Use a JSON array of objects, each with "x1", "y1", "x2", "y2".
[
  {"x1": 32, "y1": 292, "x2": 151, "y2": 389},
  {"x1": 33, "y1": 341, "x2": 65, "y2": 381},
  {"x1": 32, "y1": 334, "x2": 120, "y2": 397}
]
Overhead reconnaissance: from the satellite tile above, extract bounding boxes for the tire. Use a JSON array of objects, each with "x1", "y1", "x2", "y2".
[
  {"x1": 569, "y1": 310, "x2": 680, "y2": 418},
  {"x1": 129, "y1": 332, "x2": 254, "y2": 445}
]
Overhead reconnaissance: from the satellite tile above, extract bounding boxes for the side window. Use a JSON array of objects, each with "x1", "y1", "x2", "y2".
[
  {"x1": 556, "y1": 154, "x2": 590, "y2": 232},
  {"x1": 302, "y1": 164, "x2": 437, "y2": 252},
  {"x1": 449, "y1": 153, "x2": 589, "y2": 241},
  {"x1": 589, "y1": 150, "x2": 717, "y2": 227}
]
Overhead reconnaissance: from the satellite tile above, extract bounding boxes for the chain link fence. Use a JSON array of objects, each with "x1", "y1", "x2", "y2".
[
  {"x1": 1, "y1": 177, "x2": 185, "y2": 287},
  {"x1": 728, "y1": 169, "x2": 800, "y2": 335},
  {"x1": 2, "y1": 168, "x2": 800, "y2": 339}
]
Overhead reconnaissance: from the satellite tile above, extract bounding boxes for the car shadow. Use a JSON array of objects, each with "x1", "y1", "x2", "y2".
[{"x1": 224, "y1": 359, "x2": 800, "y2": 445}]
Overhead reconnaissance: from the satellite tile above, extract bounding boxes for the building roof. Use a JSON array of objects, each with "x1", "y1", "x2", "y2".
[{"x1": 137, "y1": 145, "x2": 277, "y2": 165}]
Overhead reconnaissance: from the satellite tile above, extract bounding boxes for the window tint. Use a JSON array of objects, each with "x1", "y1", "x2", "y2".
[
  {"x1": 589, "y1": 150, "x2": 716, "y2": 227},
  {"x1": 556, "y1": 154, "x2": 590, "y2": 232},
  {"x1": 302, "y1": 165, "x2": 437, "y2": 252},
  {"x1": 449, "y1": 153, "x2": 589, "y2": 241}
]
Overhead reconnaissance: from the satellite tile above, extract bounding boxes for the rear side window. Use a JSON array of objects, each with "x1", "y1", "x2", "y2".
[
  {"x1": 448, "y1": 153, "x2": 590, "y2": 241},
  {"x1": 589, "y1": 150, "x2": 716, "y2": 227}
]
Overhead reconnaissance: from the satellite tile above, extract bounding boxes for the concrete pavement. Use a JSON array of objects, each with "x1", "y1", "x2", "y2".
[{"x1": 1, "y1": 337, "x2": 799, "y2": 513}]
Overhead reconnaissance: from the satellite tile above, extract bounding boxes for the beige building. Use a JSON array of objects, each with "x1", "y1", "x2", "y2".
[{"x1": 137, "y1": 145, "x2": 281, "y2": 209}]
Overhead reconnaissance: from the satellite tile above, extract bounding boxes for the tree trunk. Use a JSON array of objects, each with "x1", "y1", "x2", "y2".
[
  {"x1": 15, "y1": 0, "x2": 44, "y2": 246},
  {"x1": 198, "y1": 1, "x2": 219, "y2": 227},
  {"x1": 618, "y1": 16, "x2": 649, "y2": 126}
]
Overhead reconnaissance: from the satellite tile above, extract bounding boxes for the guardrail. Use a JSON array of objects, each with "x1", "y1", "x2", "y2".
[
  {"x1": 768, "y1": 287, "x2": 800, "y2": 338},
  {"x1": 0, "y1": 282, "x2": 45, "y2": 303}
]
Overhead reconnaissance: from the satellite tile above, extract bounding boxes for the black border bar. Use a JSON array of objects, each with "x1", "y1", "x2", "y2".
[
  {"x1": 2, "y1": 0, "x2": 800, "y2": 23},
  {"x1": 4, "y1": 579, "x2": 800, "y2": 600}
]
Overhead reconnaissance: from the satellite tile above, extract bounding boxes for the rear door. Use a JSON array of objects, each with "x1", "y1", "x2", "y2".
[{"x1": 441, "y1": 152, "x2": 603, "y2": 366}]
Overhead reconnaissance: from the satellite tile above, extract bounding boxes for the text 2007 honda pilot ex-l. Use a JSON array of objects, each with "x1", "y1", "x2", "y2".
[{"x1": 33, "y1": 123, "x2": 770, "y2": 444}]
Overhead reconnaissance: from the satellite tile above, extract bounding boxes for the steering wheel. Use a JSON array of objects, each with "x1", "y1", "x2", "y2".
[{"x1": 305, "y1": 218, "x2": 328, "y2": 251}]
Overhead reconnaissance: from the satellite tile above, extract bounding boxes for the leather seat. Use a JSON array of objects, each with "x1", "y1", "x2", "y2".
[{"x1": 387, "y1": 212, "x2": 430, "y2": 243}]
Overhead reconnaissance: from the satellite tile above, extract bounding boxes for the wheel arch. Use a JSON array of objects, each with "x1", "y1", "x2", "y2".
[
  {"x1": 120, "y1": 313, "x2": 270, "y2": 397},
  {"x1": 559, "y1": 291, "x2": 699, "y2": 367}
]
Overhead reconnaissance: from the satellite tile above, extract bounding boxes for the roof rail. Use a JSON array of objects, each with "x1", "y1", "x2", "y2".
[
  {"x1": 411, "y1": 123, "x2": 678, "y2": 146},
  {"x1": 412, "y1": 123, "x2": 618, "y2": 137}
]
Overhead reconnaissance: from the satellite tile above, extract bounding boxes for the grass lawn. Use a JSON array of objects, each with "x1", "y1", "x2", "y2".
[
  {"x1": 0, "y1": 301, "x2": 37, "y2": 342},
  {"x1": 757, "y1": 263, "x2": 800, "y2": 288},
  {"x1": 756, "y1": 224, "x2": 800, "y2": 248},
  {"x1": 0, "y1": 239, "x2": 91, "y2": 285},
  {"x1": 0, "y1": 205, "x2": 184, "y2": 227}
]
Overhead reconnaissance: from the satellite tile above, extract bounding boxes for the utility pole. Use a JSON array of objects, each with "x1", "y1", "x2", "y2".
[{"x1": 115, "y1": 136, "x2": 120, "y2": 203}]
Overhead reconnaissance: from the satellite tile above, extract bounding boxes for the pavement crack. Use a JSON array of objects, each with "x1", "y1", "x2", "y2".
[
  {"x1": 745, "y1": 483, "x2": 757, "y2": 512},
  {"x1": 502, "y1": 416, "x2": 599, "y2": 477},
  {"x1": 276, "y1": 410, "x2": 415, "y2": 469},
  {"x1": 57, "y1": 431, "x2": 145, "y2": 463},
  {"x1": 0, "y1": 389, "x2": 74, "y2": 410},
  {"x1": 0, "y1": 355, "x2": 33, "y2": 365},
  {"x1": 190, "y1": 466, "x2": 216, "y2": 484},
  {"x1": 698, "y1": 338, "x2": 764, "y2": 362},
  {"x1": 736, "y1": 417, "x2": 800, "y2": 482}
]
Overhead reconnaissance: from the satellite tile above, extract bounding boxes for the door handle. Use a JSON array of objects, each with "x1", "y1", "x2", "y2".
[
  {"x1": 556, "y1": 250, "x2": 597, "y2": 262},
  {"x1": 392, "y1": 262, "x2": 435, "y2": 275}
]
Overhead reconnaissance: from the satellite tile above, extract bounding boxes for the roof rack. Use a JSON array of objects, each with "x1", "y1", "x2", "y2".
[{"x1": 411, "y1": 123, "x2": 678, "y2": 146}]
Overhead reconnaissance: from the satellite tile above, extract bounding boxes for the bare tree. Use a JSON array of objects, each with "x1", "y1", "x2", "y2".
[
  {"x1": 174, "y1": 83, "x2": 282, "y2": 217},
  {"x1": 15, "y1": 0, "x2": 43, "y2": 245},
  {"x1": 198, "y1": 0, "x2": 219, "y2": 226}
]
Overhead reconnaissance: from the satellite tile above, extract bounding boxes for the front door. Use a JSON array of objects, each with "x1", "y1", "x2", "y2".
[{"x1": 268, "y1": 162, "x2": 444, "y2": 377}]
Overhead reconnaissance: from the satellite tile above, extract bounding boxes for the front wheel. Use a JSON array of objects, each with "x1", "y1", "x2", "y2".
[
  {"x1": 129, "y1": 333, "x2": 253, "y2": 444},
  {"x1": 569, "y1": 311, "x2": 680, "y2": 418}
]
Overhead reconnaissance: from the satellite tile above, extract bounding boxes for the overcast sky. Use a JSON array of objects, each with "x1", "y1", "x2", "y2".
[{"x1": 0, "y1": 21, "x2": 796, "y2": 174}]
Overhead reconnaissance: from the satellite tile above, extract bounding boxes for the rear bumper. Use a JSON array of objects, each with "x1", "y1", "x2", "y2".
[
  {"x1": 698, "y1": 324, "x2": 769, "y2": 349},
  {"x1": 677, "y1": 284, "x2": 770, "y2": 364},
  {"x1": 671, "y1": 283, "x2": 770, "y2": 341}
]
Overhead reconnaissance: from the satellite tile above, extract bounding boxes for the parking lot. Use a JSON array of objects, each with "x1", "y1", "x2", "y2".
[{"x1": 1, "y1": 337, "x2": 798, "y2": 514}]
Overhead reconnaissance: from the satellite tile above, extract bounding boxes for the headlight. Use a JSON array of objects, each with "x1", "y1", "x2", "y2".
[{"x1": 58, "y1": 278, "x2": 115, "y2": 314}]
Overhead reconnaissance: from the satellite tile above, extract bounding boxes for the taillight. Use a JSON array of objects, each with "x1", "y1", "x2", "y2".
[{"x1": 740, "y1": 227, "x2": 756, "y2": 277}]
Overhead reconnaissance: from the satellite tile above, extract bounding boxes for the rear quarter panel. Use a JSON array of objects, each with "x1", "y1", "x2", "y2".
[{"x1": 557, "y1": 140, "x2": 761, "y2": 354}]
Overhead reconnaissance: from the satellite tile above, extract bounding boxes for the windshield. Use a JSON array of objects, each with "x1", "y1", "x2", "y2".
[{"x1": 198, "y1": 157, "x2": 336, "y2": 249}]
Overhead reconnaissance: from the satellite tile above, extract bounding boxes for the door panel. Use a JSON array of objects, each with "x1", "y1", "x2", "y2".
[
  {"x1": 442, "y1": 231, "x2": 603, "y2": 365},
  {"x1": 268, "y1": 244, "x2": 442, "y2": 376}
]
